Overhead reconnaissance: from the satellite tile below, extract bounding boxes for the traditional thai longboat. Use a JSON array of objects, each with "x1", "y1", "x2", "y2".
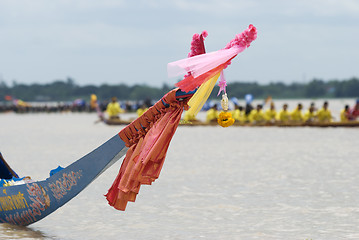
[
  {"x1": 0, "y1": 25, "x2": 258, "y2": 225},
  {"x1": 0, "y1": 89, "x2": 194, "y2": 225},
  {"x1": 99, "y1": 116, "x2": 359, "y2": 128},
  {"x1": 181, "y1": 120, "x2": 359, "y2": 127}
]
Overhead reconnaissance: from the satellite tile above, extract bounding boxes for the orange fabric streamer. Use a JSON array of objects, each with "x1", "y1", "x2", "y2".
[{"x1": 105, "y1": 89, "x2": 189, "y2": 210}]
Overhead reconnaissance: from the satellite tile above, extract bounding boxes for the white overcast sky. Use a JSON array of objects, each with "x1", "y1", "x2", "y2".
[{"x1": 0, "y1": 0, "x2": 358, "y2": 87}]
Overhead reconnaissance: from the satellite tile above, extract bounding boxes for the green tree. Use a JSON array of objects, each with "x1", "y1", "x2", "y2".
[{"x1": 305, "y1": 79, "x2": 326, "y2": 97}]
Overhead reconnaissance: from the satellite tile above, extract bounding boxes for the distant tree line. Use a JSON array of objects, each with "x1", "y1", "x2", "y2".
[{"x1": 0, "y1": 77, "x2": 358, "y2": 102}]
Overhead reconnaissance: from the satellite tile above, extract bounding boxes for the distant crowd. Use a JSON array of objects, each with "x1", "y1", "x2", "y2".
[
  {"x1": 0, "y1": 98, "x2": 152, "y2": 114},
  {"x1": 184, "y1": 99, "x2": 359, "y2": 124},
  {"x1": 1, "y1": 96, "x2": 359, "y2": 125},
  {"x1": 0, "y1": 100, "x2": 94, "y2": 113},
  {"x1": 103, "y1": 96, "x2": 359, "y2": 124}
]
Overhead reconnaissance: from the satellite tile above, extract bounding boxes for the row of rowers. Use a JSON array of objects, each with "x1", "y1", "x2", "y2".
[{"x1": 185, "y1": 101, "x2": 355, "y2": 124}]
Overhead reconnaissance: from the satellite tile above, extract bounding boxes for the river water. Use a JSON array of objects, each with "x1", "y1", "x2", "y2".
[{"x1": 1, "y1": 99, "x2": 359, "y2": 240}]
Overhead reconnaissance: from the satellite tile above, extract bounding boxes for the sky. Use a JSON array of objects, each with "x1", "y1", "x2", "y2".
[{"x1": 0, "y1": 0, "x2": 358, "y2": 87}]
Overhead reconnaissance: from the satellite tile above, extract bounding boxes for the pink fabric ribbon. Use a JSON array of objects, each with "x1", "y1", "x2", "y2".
[{"x1": 168, "y1": 24, "x2": 257, "y2": 92}]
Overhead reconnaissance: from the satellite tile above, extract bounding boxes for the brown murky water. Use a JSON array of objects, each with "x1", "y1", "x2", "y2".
[{"x1": 1, "y1": 100, "x2": 359, "y2": 239}]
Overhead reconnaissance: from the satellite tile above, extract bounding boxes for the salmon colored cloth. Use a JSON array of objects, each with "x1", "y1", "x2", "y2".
[
  {"x1": 175, "y1": 60, "x2": 232, "y2": 92},
  {"x1": 105, "y1": 89, "x2": 188, "y2": 210}
]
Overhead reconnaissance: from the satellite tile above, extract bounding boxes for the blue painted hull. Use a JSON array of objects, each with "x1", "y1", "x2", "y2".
[{"x1": 0, "y1": 134, "x2": 127, "y2": 225}]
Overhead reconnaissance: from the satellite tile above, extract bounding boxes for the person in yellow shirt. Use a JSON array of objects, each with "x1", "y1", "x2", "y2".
[
  {"x1": 136, "y1": 104, "x2": 148, "y2": 117},
  {"x1": 249, "y1": 104, "x2": 266, "y2": 124},
  {"x1": 265, "y1": 102, "x2": 277, "y2": 123},
  {"x1": 106, "y1": 97, "x2": 124, "y2": 119},
  {"x1": 90, "y1": 94, "x2": 98, "y2": 111},
  {"x1": 340, "y1": 105, "x2": 350, "y2": 122},
  {"x1": 290, "y1": 103, "x2": 304, "y2": 123},
  {"x1": 277, "y1": 104, "x2": 290, "y2": 123},
  {"x1": 317, "y1": 101, "x2": 332, "y2": 122},
  {"x1": 183, "y1": 110, "x2": 200, "y2": 123},
  {"x1": 231, "y1": 105, "x2": 246, "y2": 124},
  {"x1": 303, "y1": 103, "x2": 316, "y2": 122},
  {"x1": 206, "y1": 104, "x2": 219, "y2": 123}
]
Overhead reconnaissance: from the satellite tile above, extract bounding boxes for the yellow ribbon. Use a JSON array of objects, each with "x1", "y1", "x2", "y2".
[{"x1": 186, "y1": 72, "x2": 221, "y2": 117}]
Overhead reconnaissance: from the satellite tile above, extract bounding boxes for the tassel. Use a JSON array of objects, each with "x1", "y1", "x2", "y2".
[{"x1": 106, "y1": 90, "x2": 188, "y2": 210}]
